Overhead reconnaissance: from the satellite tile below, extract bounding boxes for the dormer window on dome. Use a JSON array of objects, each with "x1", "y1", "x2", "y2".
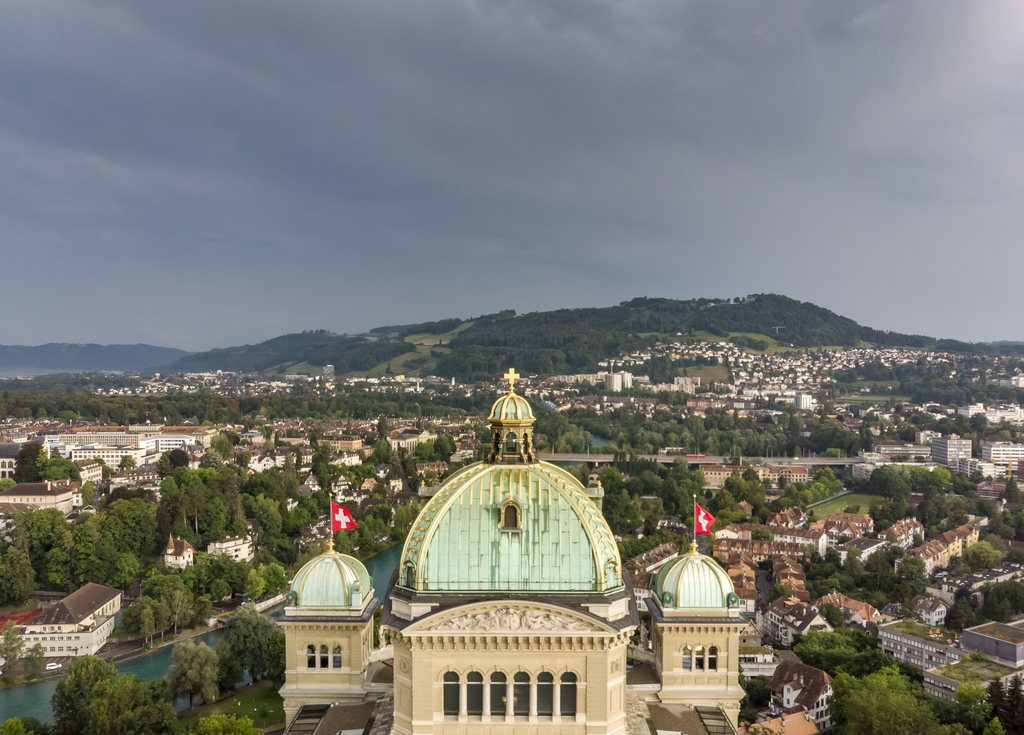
[
  {"x1": 498, "y1": 497, "x2": 523, "y2": 531},
  {"x1": 487, "y1": 369, "x2": 537, "y2": 465}
]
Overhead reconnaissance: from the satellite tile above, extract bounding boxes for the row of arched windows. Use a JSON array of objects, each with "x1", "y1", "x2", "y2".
[
  {"x1": 681, "y1": 645, "x2": 719, "y2": 671},
  {"x1": 306, "y1": 644, "x2": 343, "y2": 669},
  {"x1": 442, "y1": 671, "x2": 577, "y2": 718}
]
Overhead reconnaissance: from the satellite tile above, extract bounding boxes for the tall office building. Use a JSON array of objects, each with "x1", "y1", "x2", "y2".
[{"x1": 930, "y1": 435, "x2": 972, "y2": 468}]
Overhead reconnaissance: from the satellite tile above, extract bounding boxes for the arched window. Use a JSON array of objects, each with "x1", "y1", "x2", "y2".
[
  {"x1": 537, "y1": 672, "x2": 554, "y2": 716},
  {"x1": 443, "y1": 672, "x2": 460, "y2": 716},
  {"x1": 560, "y1": 673, "x2": 577, "y2": 717},
  {"x1": 503, "y1": 504, "x2": 519, "y2": 529},
  {"x1": 694, "y1": 645, "x2": 705, "y2": 671},
  {"x1": 681, "y1": 645, "x2": 692, "y2": 670},
  {"x1": 333, "y1": 644, "x2": 342, "y2": 669},
  {"x1": 708, "y1": 646, "x2": 718, "y2": 671},
  {"x1": 513, "y1": 672, "x2": 530, "y2": 716},
  {"x1": 505, "y1": 432, "x2": 518, "y2": 454},
  {"x1": 307, "y1": 644, "x2": 316, "y2": 669},
  {"x1": 490, "y1": 672, "x2": 506, "y2": 716},
  {"x1": 320, "y1": 644, "x2": 329, "y2": 670},
  {"x1": 405, "y1": 563, "x2": 416, "y2": 589},
  {"x1": 467, "y1": 672, "x2": 484, "y2": 716}
]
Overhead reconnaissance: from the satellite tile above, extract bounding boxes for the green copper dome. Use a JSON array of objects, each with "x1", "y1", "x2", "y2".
[
  {"x1": 289, "y1": 551, "x2": 372, "y2": 609},
  {"x1": 488, "y1": 392, "x2": 534, "y2": 422},
  {"x1": 399, "y1": 461, "x2": 620, "y2": 593},
  {"x1": 654, "y1": 549, "x2": 736, "y2": 612}
]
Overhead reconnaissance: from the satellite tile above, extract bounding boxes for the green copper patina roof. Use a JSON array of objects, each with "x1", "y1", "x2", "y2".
[
  {"x1": 400, "y1": 460, "x2": 621, "y2": 593},
  {"x1": 488, "y1": 392, "x2": 534, "y2": 422},
  {"x1": 290, "y1": 551, "x2": 372, "y2": 609},
  {"x1": 654, "y1": 549, "x2": 735, "y2": 611}
]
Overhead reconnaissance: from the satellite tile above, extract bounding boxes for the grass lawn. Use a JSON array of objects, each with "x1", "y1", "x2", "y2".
[
  {"x1": 808, "y1": 493, "x2": 877, "y2": 517},
  {"x1": 680, "y1": 364, "x2": 730, "y2": 384},
  {"x1": 842, "y1": 393, "x2": 911, "y2": 404},
  {"x1": 177, "y1": 680, "x2": 284, "y2": 731},
  {"x1": 404, "y1": 321, "x2": 474, "y2": 346}
]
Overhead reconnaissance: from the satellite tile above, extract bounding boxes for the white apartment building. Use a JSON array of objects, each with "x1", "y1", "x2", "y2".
[
  {"x1": 794, "y1": 394, "x2": 814, "y2": 411},
  {"x1": 930, "y1": 435, "x2": 972, "y2": 468},
  {"x1": 68, "y1": 444, "x2": 154, "y2": 465},
  {"x1": 207, "y1": 536, "x2": 254, "y2": 563},
  {"x1": 0, "y1": 482, "x2": 77, "y2": 515},
  {"x1": 958, "y1": 404, "x2": 986, "y2": 418},
  {"x1": 954, "y1": 458, "x2": 1004, "y2": 478},
  {"x1": 604, "y1": 371, "x2": 633, "y2": 392},
  {"x1": 164, "y1": 536, "x2": 195, "y2": 568},
  {"x1": 21, "y1": 583, "x2": 121, "y2": 657},
  {"x1": 981, "y1": 440, "x2": 1024, "y2": 464}
]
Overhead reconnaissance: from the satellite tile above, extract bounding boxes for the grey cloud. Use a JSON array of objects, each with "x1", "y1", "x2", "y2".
[{"x1": 0, "y1": 0, "x2": 1022, "y2": 349}]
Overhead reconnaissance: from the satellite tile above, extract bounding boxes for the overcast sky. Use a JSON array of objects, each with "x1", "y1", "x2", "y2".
[{"x1": 2, "y1": 1, "x2": 1023, "y2": 351}]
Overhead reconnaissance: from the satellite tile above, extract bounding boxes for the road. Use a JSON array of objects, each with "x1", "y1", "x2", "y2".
[{"x1": 538, "y1": 453, "x2": 859, "y2": 467}]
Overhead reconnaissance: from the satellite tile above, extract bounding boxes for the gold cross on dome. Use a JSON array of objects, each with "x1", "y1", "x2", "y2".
[{"x1": 504, "y1": 368, "x2": 520, "y2": 391}]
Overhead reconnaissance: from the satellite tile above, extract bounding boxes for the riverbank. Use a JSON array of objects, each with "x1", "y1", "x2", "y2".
[{"x1": 177, "y1": 679, "x2": 284, "y2": 731}]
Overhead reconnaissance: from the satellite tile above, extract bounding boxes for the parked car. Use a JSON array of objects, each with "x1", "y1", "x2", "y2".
[{"x1": 45, "y1": 662, "x2": 62, "y2": 671}]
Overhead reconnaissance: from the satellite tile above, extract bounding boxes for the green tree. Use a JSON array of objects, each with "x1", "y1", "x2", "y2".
[
  {"x1": 216, "y1": 639, "x2": 244, "y2": 693},
  {"x1": 22, "y1": 644, "x2": 44, "y2": 678},
  {"x1": 84, "y1": 674, "x2": 178, "y2": 735},
  {"x1": 983, "y1": 718, "x2": 1005, "y2": 735},
  {"x1": 51, "y1": 655, "x2": 118, "y2": 735},
  {"x1": 80, "y1": 481, "x2": 95, "y2": 508},
  {"x1": 245, "y1": 568, "x2": 266, "y2": 600},
  {"x1": 964, "y1": 541, "x2": 1003, "y2": 573},
  {"x1": 194, "y1": 715, "x2": 261, "y2": 735},
  {"x1": 956, "y1": 681, "x2": 992, "y2": 733},
  {"x1": 118, "y1": 456, "x2": 136, "y2": 470},
  {"x1": 260, "y1": 562, "x2": 287, "y2": 596},
  {"x1": 831, "y1": 666, "x2": 939, "y2": 735},
  {"x1": 768, "y1": 583, "x2": 788, "y2": 603},
  {"x1": 222, "y1": 604, "x2": 276, "y2": 682},
  {"x1": 0, "y1": 719, "x2": 33, "y2": 735},
  {"x1": 820, "y1": 602, "x2": 845, "y2": 629},
  {"x1": 0, "y1": 545, "x2": 36, "y2": 606},
  {"x1": 0, "y1": 621, "x2": 25, "y2": 675},
  {"x1": 140, "y1": 607, "x2": 155, "y2": 647},
  {"x1": 165, "y1": 639, "x2": 219, "y2": 709},
  {"x1": 14, "y1": 444, "x2": 44, "y2": 483}
]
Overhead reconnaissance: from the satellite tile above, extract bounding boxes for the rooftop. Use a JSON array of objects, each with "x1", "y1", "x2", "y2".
[
  {"x1": 969, "y1": 621, "x2": 1024, "y2": 644},
  {"x1": 935, "y1": 652, "x2": 1015, "y2": 685}
]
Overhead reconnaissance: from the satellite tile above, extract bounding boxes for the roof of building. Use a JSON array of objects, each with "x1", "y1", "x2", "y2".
[
  {"x1": 966, "y1": 621, "x2": 1024, "y2": 644},
  {"x1": 767, "y1": 660, "x2": 832, "y2": 712},
  {"x1": 398, "y1": 383, "x2": 618, "y2": 594},
  {"x1": 164, "y1": 535, "x2": 195, "y2": 558},
  {"x1": 0, "y1": 482, "x2": 75, "y2": 498},
  {"x1": 654, "y1": 546, "x2": 737, "y2": 613},
  {"x1": 32, "y1": 583, "x2": 120, "y2": 625},
  {"x1": 289, "y1": 548, "x2": 372, "y2": 609},
  {"x1": 488, "y1": 392, "x2": 535, "y2": 422},
  {"x1": 913, "y1": 595, "x2": 948, "y2": 613}
]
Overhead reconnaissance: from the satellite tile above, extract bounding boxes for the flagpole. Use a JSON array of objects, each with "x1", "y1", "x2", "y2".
[{"x1": 693, "y1": 493, "x2": 697, "y2": 553}]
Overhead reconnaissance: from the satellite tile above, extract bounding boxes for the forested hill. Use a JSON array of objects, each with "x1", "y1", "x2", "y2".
[
  {"x1": 0, "y1": 343, "x2": 188, "y2": 375},
  {"x1": 162, "y1": 294, "x2": 1015, "y2": 379}
]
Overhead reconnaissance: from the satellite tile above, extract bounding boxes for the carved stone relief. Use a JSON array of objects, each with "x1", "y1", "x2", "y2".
[{"x1": 430, "y1": 607, "x2": 592, "y2": 632}]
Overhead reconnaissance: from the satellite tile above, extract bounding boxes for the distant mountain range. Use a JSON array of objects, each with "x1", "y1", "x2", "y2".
[
  {"x1": 0, "y1": 343, "x2": 188, "y2": 377},
  {"x1": 159, "y1": 294, "x2": 1024, "y2": 380},
  {"x1": 3, "y1": 295, "x2": 1019, "y2": 380}
]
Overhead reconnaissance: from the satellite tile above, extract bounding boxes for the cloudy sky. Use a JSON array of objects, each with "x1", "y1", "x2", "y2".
[{"x1": 3, "y1": 0, "x2": 1023, "y2": 350}]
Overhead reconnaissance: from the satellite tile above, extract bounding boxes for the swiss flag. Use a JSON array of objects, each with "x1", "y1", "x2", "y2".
[
  {"x1": 694, "y1": 502, "x2": 715, "y2": 535},
  {"x1": 331, "y1": 501, "x2": 358, "y2": 532}
]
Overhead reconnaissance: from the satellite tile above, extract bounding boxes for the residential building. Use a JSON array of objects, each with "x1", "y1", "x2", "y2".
[
  {"x1": 758, "y1": 597, "x2": 832, "y2": 648},
  {"x1": 878, "y1": 621, "x2": 964, "y2": 672},
  {"x1": 930, "y1": 435, "x2": 972, "y2": 468},
  {"x1": 814, "y1": 592, "x2": 883, "y2": 630},
  {"x1": 73, "y1": 460, "x2": 103, "y2": 485},
  {"x1": 713, "y1": 538, "x2": 810, "y2": 563},
  {"x1": 766, "y1": 660, "x2": 833, "y2": 732},
  {"x1": 874, "y1": 441, "x2": 932, "y2": 458},
  {"x1": 0, "y1": 443, "x2": 22, "y2": 479},
  {"x1": 386, "y1": 427, "x2": 436, "y2": 453},
  {"x1": 981, "y1": 440, "x2": 1024, "y2": 464},
  {"x1": 739, "y1": 711, "x2": 817, "y2": 735},
  {"x1": 20, "y1": 583, "x2": 122, "y2": 657},
  {"x1": 766, "y1": 507, "x2": 807, "y2": 529},
  {"x1": 912, "y1": 596, "x2": 949, "y2": 627},
  {"x1": 625, "y1": 542, "x2": 680, "y2": 573},
  {"x1": 767, "y1": 526, "x2": 827, "y2": 556},
  {"x1": 319, "y1": 434, "x2": 363, "y2": 452},
  {"x1": 794, "y1": 394, "x2": 813, "y2": 411},
  {"x1": 883, "y1": 518, "x2": 925, "y2": 549},
  {"x1": 904, "y1": 523, "x2": 980, "y2": 574},
  {"x1": 164, "y1": 535, "x2": 195, "y2": 568},
  {"x1": 0, "y1": 481, "x2": 77, "y2": 515},
  {"x1": 68, "y1": 444, "x2": 153, "y2": 466},
  {"x1": 207, "y1": 536, "x2": 253, "y2": 563},
  {"x1": 932, "y1": 563, "x2": 1024, "y2": 606},
  {"x1": 841, "y1": 537, "x2": 886, "y2": 563}
]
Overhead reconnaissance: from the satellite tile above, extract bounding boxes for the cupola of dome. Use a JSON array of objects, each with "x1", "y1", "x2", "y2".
[
  {"x1": 486, "y1": 368, "x2": 536, "y2": 464},
  {"x1": 287, "y1": 545, "x2": 373, "y2": 611},
  {"x1": 654, "y1": 544, "x2": 739, "y2": 614}
]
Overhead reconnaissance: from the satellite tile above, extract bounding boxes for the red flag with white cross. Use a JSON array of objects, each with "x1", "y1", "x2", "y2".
[
  {"x1": 694, "y1": 501, "x2": 715, "y2": 535},
  {"x1": 331, "y1": 501, "x2": 358, "y2": 532}
]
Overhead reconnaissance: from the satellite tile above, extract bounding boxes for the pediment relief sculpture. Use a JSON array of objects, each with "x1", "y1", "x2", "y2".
[{"x1": 430, "y1": 606, "x2": 592, "y2": 632}]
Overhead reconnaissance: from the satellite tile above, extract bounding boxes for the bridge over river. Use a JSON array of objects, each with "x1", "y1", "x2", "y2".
[{"x1": 538, "y1": 452, "x2": 860, "y2": 469}]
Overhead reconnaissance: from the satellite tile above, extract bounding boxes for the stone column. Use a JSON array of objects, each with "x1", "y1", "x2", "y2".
[
  {"x1": 506, "y1": 680, "x2": 514, "y2": 721},
  {"x1": 529, "y1": 680, "x2": 538, "y2": 722},
  {"x1": 553, "y1": 680, "x2": 561, "y2": 722},
  {"x1": 459, "y1": 681, "x2": 467, "y2": 722},
  {"x1": 482, "y1": 679, "x2": 491, "y2": 722}
]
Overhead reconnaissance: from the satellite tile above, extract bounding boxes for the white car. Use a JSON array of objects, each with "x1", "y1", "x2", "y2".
[{"x1": 45, "y1": 662, "x2": 63, "y2": 671}]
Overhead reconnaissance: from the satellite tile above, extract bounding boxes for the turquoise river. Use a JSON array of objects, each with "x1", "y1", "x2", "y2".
[{"x1": 0, "y1": 542, "x2": 403, "y2": 725}]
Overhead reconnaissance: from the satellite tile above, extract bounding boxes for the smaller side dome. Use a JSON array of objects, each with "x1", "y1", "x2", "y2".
[
  {"x1": 654, "y1": 549, "x2": 737, "y2": 612},
  {"x1": 289, "y1": 551, "x2": 372, "y2": 610}
]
